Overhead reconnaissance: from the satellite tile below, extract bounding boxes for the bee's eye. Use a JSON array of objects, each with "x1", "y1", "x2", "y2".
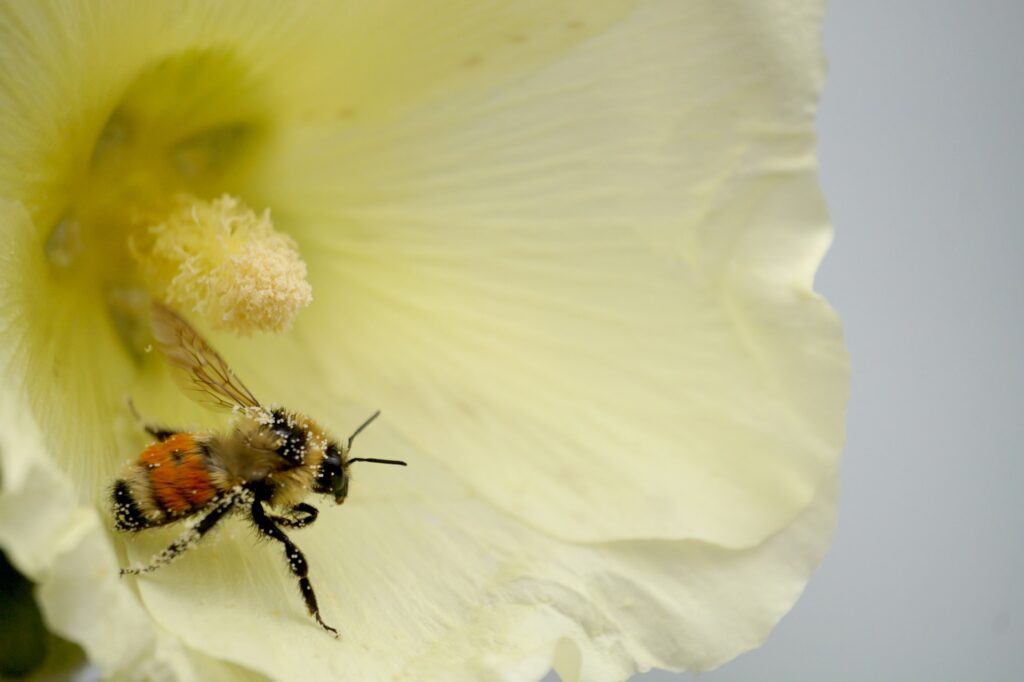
[
  {"x1": 315, "y1": 444, "x2": 344, "y2": 496},
  {"x1": 333, "y1": 472, "x2": 349, "y2": 503}
]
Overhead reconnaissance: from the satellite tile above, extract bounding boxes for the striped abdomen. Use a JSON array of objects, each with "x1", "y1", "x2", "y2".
[{"x1": 111, "y1": 433, "x2": 223, "y2": 532}]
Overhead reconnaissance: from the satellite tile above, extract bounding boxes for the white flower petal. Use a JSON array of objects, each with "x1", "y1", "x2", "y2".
[
  {"x1": 0, "y1": 279, "x2": 153, "y2": 679},
  {"x1": 130, "y1": 423, "x2": 836, "y2": 680},
  {"x1": 250, "y1": 0, "x2": 846, "y2": 547}
]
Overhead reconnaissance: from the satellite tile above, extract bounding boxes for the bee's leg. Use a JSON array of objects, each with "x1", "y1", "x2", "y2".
[
  {"x1": 126, "y1": 397, "x2": 177, "y2": 442},
  {"x1": 267, "y1": 503, "x2": 319, "y2": 529},
  {"x1": 120, "y1": 494, "x2": 239, "y2": 576},
  {"x1": 249, "y1": 499, "x2": 338, "y2": 638}
]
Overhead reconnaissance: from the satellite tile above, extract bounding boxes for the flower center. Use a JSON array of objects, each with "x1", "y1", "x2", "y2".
[{"x1": 45, "y1": 50, "x2": 311, "y2": 342}]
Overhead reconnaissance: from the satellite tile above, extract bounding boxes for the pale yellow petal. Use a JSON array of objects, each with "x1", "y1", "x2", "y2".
[
  {"x1": 246, "y1": 0, "x2": 846, "y2": 548},
  {"x1": 0, "y1": 0, "x2": 655, "y2": 499},
  {"x1": 0, "y1": 409, "x2": 155, "y2": 677},
  {"x1": 0, "y1": 0, "x2": 635, "y2": 218},
  {"x1": 130, "y1": 423, "x2": 836, "y2": 680},
  {"x1": 0, "y1": 1, "x2": 846, "y2": 678}
]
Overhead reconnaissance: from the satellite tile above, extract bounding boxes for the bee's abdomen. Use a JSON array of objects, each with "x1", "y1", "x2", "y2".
[
  {"x1": 111, "y1": 478, "x2": 149, "y2": 532},
  {"x1": 112, "y1": 433, "x2": 221, "y2": 531},
  {"x1": 142, "y1": 433, "x2": 218, "y2": 516}
]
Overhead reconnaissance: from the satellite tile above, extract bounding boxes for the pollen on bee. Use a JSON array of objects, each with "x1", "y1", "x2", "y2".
[{"x1": 133, "y1": 194, "x2": 312, "y2": 335}]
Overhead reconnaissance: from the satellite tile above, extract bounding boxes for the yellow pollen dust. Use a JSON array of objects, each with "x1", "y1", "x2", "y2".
[{"x1": 134, "y1": 195, "x2": 312, "y2": 335}]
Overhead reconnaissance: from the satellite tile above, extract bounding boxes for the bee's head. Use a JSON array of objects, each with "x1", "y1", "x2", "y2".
[
  {"x1": 314, "y1": 443, "x2": 349, "y2": 504},
  {"x1": 314, "y1": 412, "x2": 406, "y2": 505}
]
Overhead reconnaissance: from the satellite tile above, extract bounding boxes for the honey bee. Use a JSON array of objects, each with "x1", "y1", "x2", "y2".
[{"x1": 110, "y1": 302, "x2": 406, "y2": 637}]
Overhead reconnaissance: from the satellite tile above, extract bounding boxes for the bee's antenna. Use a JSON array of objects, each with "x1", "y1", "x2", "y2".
[
  {"x1": 347, "y1": 457, "x2": 408, "y2": 466},
  {"x1": 346, "y1": 410, "x2": 405, "y2": 465},
  {"x1": 347, "y1": 410, "x2": 381, "y2": 450}
]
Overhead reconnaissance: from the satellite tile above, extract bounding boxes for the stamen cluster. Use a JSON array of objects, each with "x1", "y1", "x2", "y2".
[{"x1": 135, "y1": 195, "x2": 313, "y2": 334}]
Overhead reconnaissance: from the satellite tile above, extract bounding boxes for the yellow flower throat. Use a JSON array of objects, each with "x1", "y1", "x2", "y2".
[{"x1": 45, "y1": 51, "x2": 311, "y2": 342}]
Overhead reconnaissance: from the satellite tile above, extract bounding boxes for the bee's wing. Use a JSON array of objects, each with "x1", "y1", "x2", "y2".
[{"x1": 151, "y1": 302, "x2": 262, "y2": 410}]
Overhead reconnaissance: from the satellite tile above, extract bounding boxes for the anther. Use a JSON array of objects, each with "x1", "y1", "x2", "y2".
[{"x1": 133, "y1": 194, "x2": 312, "y2": 334}]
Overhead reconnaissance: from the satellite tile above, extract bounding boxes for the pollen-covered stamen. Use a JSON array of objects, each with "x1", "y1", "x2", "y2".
[{"x1": 133, "y1": 195, "x2": 312, "y2": 335}]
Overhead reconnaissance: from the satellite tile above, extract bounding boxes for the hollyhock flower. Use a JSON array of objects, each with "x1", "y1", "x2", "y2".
[{"x1": 0, "y1": 1, "x2": 847, "y2": 680}]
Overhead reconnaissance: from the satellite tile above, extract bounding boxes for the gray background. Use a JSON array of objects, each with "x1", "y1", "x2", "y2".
[{"x1": 647, "y1": 1, "x2": 1024, "y2": 680}]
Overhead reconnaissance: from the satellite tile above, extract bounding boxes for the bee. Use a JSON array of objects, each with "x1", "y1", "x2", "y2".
[{"x1": 110, "y1": 302, "x2": 406, "y2": 637}]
